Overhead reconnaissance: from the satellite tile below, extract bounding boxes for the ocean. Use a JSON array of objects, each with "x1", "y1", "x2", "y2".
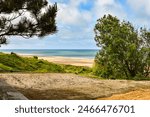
[{"x1": 0, "y1": 49, "x2": 98, "y2": 58}]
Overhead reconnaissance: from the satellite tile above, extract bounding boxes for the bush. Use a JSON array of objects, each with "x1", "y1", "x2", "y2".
[
  {"x1": 33, "y1": 56, "x2": 38, "y2": 59},
  {"x1": 94, "y1": 14, "x2": 150, "y2": 80}
]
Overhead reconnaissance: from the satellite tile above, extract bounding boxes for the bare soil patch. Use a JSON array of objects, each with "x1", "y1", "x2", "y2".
[
  {"x1": 0, "y1": 73, "x2": 150, "y2": 100},
  {"x1": 98, "y1": 89, "x2": 150, "y2": 100}
]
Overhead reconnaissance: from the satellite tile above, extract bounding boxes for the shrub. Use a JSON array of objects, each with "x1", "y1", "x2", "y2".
[{"x1": 94, "y1": 14, "x2": 150, "y2": 79}]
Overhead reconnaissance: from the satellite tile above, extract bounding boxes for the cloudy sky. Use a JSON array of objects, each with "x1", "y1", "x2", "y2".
[{"x1": 1, "y1": 0, "x2": 150, "y2": 49}]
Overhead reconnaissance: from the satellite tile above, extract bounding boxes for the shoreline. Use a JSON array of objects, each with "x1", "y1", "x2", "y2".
[
  {"x1": 38, "y1": 56, "x2": 94, "y2": 67},
  {"x1": 7, "y1": 52, "x2": 94, "y2": 67}
]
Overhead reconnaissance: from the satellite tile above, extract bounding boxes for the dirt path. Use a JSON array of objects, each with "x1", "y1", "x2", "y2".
[{"x1": 0, "y1": 73, "x2": 150, "y2": 100}]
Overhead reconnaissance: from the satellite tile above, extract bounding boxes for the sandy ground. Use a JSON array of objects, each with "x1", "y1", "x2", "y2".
[
  {"x1": 0, "y1": 73, "x2": 150, "y2": 100},
  {"x1": 39, "y1": 56, "x2": 94, "y2": 67},
  {"x1": 98, "y1": 89, "x2": 150, "y2": 100},
  {"x1": 20, "y1": 54, "x2": 94, "y2": 67}
]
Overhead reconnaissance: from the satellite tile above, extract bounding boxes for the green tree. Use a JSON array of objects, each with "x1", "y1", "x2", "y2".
[
  {"x1": 0, "y1": 0, "x2": 57, "y2": 45},
  {"x1": 94, "y1": 14, "x2": 150, "y2": 79}
]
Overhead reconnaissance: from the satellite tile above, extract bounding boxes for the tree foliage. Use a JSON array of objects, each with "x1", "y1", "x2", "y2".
[
  {"x1": 94, "y1": 14, "x2": 150, "y2": 79},
  {"x1": 0, "y1": 0, "x2": 57, "y2": 45}
]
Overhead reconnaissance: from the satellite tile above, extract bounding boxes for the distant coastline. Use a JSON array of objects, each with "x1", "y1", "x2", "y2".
[
  {"x1": 0, "y1": 49, "x2": 98, "y2": 59},
  {"x1": 0, "y1": 49, "x2": 96, "y2": 67}
]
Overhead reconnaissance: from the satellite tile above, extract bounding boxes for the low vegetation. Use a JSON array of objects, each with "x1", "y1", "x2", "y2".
[
  {"x1": 0, "y1": 52, "x2": 149, "y2": 80},
  {"x1": 0, "y1": 52, "x2": 92, "y2": 76}
]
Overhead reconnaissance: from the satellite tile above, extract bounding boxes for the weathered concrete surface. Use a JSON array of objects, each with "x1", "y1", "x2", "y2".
[{"x1": 0, "y1": 79, "x2": 28, "y2": 100}]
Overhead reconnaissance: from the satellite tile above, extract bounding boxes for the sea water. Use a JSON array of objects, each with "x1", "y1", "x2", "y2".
[{"x1": 0, "y1": 49, "x2": 98, "y2": 58}]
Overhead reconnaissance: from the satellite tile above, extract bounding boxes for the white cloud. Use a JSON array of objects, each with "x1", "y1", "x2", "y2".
[
  {"x1": 127, "y1": 0, "x2": 150, "y2": 27},
  {"x1": 69, "y1": 0, "x2": 87, "y2": 7},
  {"x1": 93, "y1": 0, "x2": 126, "y2": 20},
  {"x1": 96, "y1": 0, "x2": 115, "y2": 6},
  {"x1": 127, "y1": 0, "x2": 150, "y2": 16},
  {"x1": 56, "y1": 0, "x2": 126, "y2": 26},
  {"x1": 56, "y1": 0, "x2": 92, "y2": 26},
  {"x1": 56, "y1": 0, "x2": 126, "y2": 39}
]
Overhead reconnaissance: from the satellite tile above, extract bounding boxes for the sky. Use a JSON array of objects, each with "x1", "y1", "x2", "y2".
[{"x1": 1, "y1": 0, "x2": 150, "y2": 49}]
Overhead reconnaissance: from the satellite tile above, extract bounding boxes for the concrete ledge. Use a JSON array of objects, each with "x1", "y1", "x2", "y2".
[{"x1": 0, "y1": 86, "x2": 28, "y2": 100}]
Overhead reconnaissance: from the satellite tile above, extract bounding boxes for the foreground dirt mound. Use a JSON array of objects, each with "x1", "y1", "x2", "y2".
[
  {"x1": 98, "y1": 89, "x2": 150, "y2": 100},
  {"x1": 0, "y1": 73, "x2": 150, "y2": 100}
]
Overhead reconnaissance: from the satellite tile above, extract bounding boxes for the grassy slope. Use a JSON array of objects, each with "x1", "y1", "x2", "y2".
[
  {"x1": 1, "y1": 52, "x2": 147, "y2": 80},
  {"x1": 0, "y1": 52, "x2": 92, "y2": 76}
]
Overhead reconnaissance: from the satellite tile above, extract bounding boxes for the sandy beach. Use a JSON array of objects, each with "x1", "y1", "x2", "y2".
[
  {"x1": 2, "y1": 52, "x2": 94, "y2": 67},
  {"x1": 20, "y1": 54, "x2": 94, "y2": 67},
  {"x1": 39, "y1": 56, "x2": 94, "y2": 67}
]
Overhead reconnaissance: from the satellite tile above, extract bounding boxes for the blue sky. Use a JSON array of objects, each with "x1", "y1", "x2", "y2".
[{"x1": 1, "y1": 0, "x2": 150, "y2": 49}]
